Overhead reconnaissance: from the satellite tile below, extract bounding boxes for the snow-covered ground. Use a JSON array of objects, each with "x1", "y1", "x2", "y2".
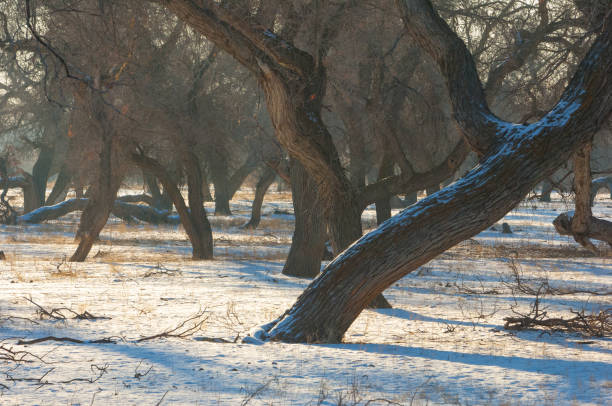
[{"x1": 0, "y1": 189, "x2": 610, "y2": 405}]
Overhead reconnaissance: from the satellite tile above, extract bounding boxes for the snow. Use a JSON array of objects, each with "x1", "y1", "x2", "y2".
[{"x1": 0, "y1": 189, "x2": 610, "y2": 404}]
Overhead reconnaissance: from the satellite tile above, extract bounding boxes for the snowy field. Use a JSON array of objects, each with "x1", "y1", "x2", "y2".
[{"x1": 0, "y1": 188, "x2": 610, "y2": 405}]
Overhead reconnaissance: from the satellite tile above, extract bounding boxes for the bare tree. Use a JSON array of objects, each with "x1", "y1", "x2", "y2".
[{"x1": 246, "y1": 0, "x2": 612, "y2": 343}]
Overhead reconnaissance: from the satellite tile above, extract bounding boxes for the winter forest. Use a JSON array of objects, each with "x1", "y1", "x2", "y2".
[{"x1": 0, "y1": 0, "x2": 611, "y2": 404}]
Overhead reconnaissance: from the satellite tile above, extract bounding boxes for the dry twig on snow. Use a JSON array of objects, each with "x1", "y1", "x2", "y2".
[
  {"x1": 24, "y1": 296, "x2": 111, "y2": 321},
  {"x1": 136, "y1": 309, "x2": 209, "y2": 342}
]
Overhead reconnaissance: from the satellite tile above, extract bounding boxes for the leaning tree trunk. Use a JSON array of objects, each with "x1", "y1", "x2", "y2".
[
  {"x1": 263, "y1": 133, "x2": 603, "y2": 342},
  {"x1": 70, "y1": 181, "x2": 122, "y2": 262},
  {"x1": 243, "y1": 165, "x2": 276, "y2": 230},
  {"x1": 46, "y1": 165, "x2": 71, "y2": 206},
  {"x1": 247, "y1": 0, "x2": 612, "y2": 343},
  {"x1": 282, "y1": 161, "x2": 327, "y2": 278},
  {"x1": 184, "y1": 151, "x2": 214, "y2": 259},
  {"x1": 70, "y1": 134, "x2": 122, "y2": 262}
]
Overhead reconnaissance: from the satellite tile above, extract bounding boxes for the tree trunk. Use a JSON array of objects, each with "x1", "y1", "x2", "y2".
[
  {"x1": 570, "y1": 143, "x2": 595, "y2": 250},
  {"x1": 70, "y1": 132, "x2": 121, "y2": 262},
  {"x1": 554, "y1": 213, "x2": 612, "y2": 247},
  {"x1": 282, "y1": 161, "x2": 327, "y2": 278},
  {"x1": 19, "y1": 198, "x2": 174, "y2": 224},
  {"x1": 248, "y1": 0, "x2": 612, "y2": 343},
  {"x1": 553, "y1": 144, "x2": 612, "y2": 250},
  {"x1": 590, "y1": 176, "x2": 612, "y2": 204},
  {"x1": 404, "y1": 192, "x2": 417, "y2": 205},
  {"x1": 540, "y1": 179, "x2": 553, "y2": 202},
  {"x1": 202, "y1": 167, "x2": 213, "y2": 202},
  {"x1": 184, "y1": 151, "x2": 214, "y2": 259},
  {"x1": 20, "y1": 173, "x2": 38, "y2": 214},
  {"x1": 243, "y1": 166, "x2": 276, "y2": 230},
  {"x1": 133, "y1": 153, "x2": 213, "y2": 259},
  {"x1": 144, "y1": 171, "x2": 173, "y2": 210},
  {"x1": 375, "y1": 155, "x2": 394, "y2": 225},
  {"x1": 46, "y1": 165, "x2": 71, "y2": 206},
  {"x1": 426, "y1": 185, "x2": 440, "y2": 196},
  {"x1": 209, "y1": 152, "x2": 233, "y2": 215},
  {"x1": 263, "y1": 133, "x2": 601, "y2": 342},
  {"x1": 31, "y1": 144, "x2": 55, "y2": 208}
]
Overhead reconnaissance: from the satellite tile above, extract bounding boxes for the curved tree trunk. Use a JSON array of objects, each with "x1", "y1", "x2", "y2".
[
  {"x1": 264, "y1": 135, "x2": 606, "y2": 342},
  {"x1": 46, "y1": 165, "x2": 71, "y2": 206},
  {"x1": 282, "y1": 161, "x2": 327, "y2": 278},
  {"x1": 247, "y1": 0, "x2": 612, "y2": 343},
  {"x1": 243, "y1": 165, "x2": 276, "y2": 230},
  {"x1": 71, "y1": 130, "x2": 122, "y2": 262}
]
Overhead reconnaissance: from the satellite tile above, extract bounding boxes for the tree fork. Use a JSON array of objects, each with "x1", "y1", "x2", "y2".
[{"x1": 253, "y1": 0, "x2": 612, "y2": 343}]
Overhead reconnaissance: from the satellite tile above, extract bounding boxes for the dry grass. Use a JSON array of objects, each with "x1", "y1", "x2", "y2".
[{"x1": 445, "y1": 239, "x2": 612, "y2": 259}]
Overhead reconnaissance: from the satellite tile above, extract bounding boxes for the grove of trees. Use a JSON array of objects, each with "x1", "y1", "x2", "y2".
[{"x1": 0, "y1": 0, "x2": 610, "y2": 342}]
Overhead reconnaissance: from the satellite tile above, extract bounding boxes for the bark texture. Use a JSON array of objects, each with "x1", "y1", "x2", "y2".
[
  {"x1": 184, "y1": 151, "x2": 214, "y2": 259},
  {"x1": 254, "y1": 0, "x2": 612, "y2": 343},
  {"x1": 70, "y1": 134, "x2": 121, "y2": 262},
  {"x1": 282, "y1": 161, "x2": 327, "y2": 278},
  {"x1": 243, "y1": 165, "x2": 276, "y2": 230}
]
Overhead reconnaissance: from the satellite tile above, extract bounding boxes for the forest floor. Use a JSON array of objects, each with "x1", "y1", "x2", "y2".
[{"x1": 0, "y1": 188, "x2": 610, "y2": 405}]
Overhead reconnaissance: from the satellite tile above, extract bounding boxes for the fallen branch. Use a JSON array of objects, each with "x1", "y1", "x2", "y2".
[
  {"x1": 17, "y1": 336, "x2": 117, "y2": 345},
  {"x1": 553, "y1": 212, "x2": 612, "y2": 249},
  {"x1": 17, "y1": 198, "x2": 179, "y2": 225},
  {"x1": 116, "y1": 194, "x2": 154, "y2": 206},
  {"x1": 24, "y1": 296, "x2": 111, "y2": 321},
  {"x1": 0, "y1": 343, "x2": 46, "y2": 363},
  {"x1": 504, "y1": 308, "x2": 612, "y2": 337},
  {"x1": 5, "y1": 363, "x2": 109, "y2": 386},
  {"x1": 143, "y1": 263, "x2": 182, "y2": 278},
  {"x1": 137, "y1": 310, "x2": 209, "y2": 342}
]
